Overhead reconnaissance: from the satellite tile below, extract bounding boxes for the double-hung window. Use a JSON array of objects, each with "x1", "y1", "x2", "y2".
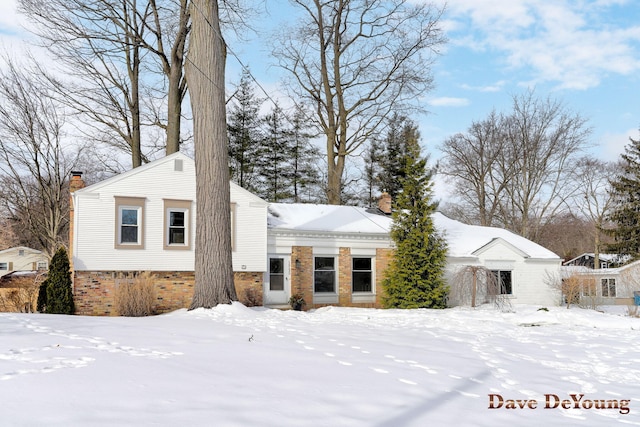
[
  {"x1": 352, "y1": 257, "x2": 373, "y2": 293},
  {"x1": 314, "y1": 257, "x2": 336, "y2": 293},
  {"x1": 601, "y1": 278, "x2": 616, "y2": 297},
  {"x1": 164, "y1": 199, "x2": 192, "y2": 250},
  {"x1": 115, "y1": 197, "x2": 145, "y2": 249},
  {"x1": 491, "y1": 270, "x2": 513, "y2": 295},
  {"x1": 0, "y1": 262, "x2": 8, "y2": 271}
]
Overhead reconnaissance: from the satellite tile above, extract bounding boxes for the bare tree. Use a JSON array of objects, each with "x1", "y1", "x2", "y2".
[
  {"x1": 186, "y1": 0, "x2": 237, "y2": 308},
  {"x1": 19, "y1": 0, "x2": 191, "y2": 166},
  {"x1": 144, "y1": 0, "x2": 191, "y2": 154},
  {"x1": 571, "y1": 157, "x2": 616, "y2": 268},
  {"x1": 440, "y1": 90, "x2": 591, "y2": 240},
  {"x1": 501, "y1": 90, "x2": 591, "y2": 240},
  {"x1": 440, "y1": 111, "x2": 511, "y2": 226},
  {"x1": 273, "y1": 0, "x2": 446, "y2": 204},
  {"x1": 0, "y1": 57, "x2": 79, "y2": 255},
  {"x1": 448, "y1": 265, "x2": 512, "y2": 311}
]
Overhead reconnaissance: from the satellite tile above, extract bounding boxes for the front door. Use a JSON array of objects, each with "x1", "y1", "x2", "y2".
[{"x1": 264, "y1": 256, "x2": 290, "y2": 305}]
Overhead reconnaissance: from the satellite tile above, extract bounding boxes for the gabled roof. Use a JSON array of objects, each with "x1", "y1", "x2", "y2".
[
  {"x1": 74, "y1": 152, "x2": 268, "y2": 206},
  {"x1": 75, "y1": 152, "x2": 191, "y2": 194},
  {"x1": 0, "y1": 246, "x2": 44, "y2": 256},
  {"x1": 267, "y1": 204, "x2": 560, "y2": 260},
  {"x1": 563, "y1": 253, "x2": 630, "y2": 266}
]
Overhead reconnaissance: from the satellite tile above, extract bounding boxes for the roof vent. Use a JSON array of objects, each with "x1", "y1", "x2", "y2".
[{"x1": 174, "y1": 159, "x2": 183, "y2": 172}]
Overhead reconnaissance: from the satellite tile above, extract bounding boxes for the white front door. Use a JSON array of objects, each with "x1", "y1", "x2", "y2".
[{"x1": 264, "y1": 255, "x2": 290, "y2": 305}]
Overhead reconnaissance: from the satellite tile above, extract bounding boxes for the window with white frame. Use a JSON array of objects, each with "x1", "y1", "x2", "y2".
[
  {"x1": 352, "y1": 257, "x2": 373, "y2": 293},
  {"x1": 163, "y1": 199, "x2": 191, "y2": 250},
  {"x1": 491, "y1": 270, "x2": 513, "y2": 295},
  {"x1": 314, "y1": 257, "x2": 336, "y2": 293},
  {"x1": 0, "y1": 262, "x2": 7, "y2": 270},
  {"x1": 601, "y1": 278, "x2": 616, "y2": 297},
  {"x1": 114, "y1": 196, "x2": 145, "y2": 249},
  {"x1": 36, "y1": 261, "x2": 47, "y2": 270}
]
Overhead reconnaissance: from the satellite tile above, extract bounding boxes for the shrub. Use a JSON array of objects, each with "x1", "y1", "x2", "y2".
[
  {"x1": 240, "y1": 287, "x2": 262, "y2": 307},
  {"x1": 115, "y1": 272, "x2": 156, "y2": 316},
  {"x1": 39, "y1": 247, "x2": 74, "y2": 314}
]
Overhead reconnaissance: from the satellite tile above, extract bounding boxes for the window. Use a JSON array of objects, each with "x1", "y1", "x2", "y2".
[
  {"x1": 314, "y1": 257, "x2": 336, "y2": 293},
  {"x1": 115, "y1": 196, "x2": 145, "y2": 249},
  {"x1": 492, "y1": 270, "x2": 512, "y2": 295},
  {"x1": 269, "y1": 258, "x2": 285, "y2": 291},
  {"x1": 601, "y1": 278, "x2": 616, "y2": 297},
  {"x1": 352, "y1": 257, "x2": 373, "y2": 293},
  {"x1": 163, "y1": 199, "x2": 192, "y2": 250},
  {"x1": 18, "y1": 250, "x2": 24, "y2": 256},
  {"x1": 36, "y1": 261, "x2": 47, "y2": 270},
  {"x1": 0, "y1": 262, "x2": 7, "y2": 270}
]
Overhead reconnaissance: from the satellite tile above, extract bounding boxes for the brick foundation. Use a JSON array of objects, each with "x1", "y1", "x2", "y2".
[{"x1": 73, "y1": 270, "x2": 264, "y2": 316}]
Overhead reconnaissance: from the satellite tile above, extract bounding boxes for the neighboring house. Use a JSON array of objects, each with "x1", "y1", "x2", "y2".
[
  {"x1": 562, "y1": 260, "x2": 640, "y2": 306},
  {"x1": 70, "y1": 152, "x2": 563, "y2": 315},
  {"x1": 0, "y1": 246, "x2": 48, "y2": 278},
  {"x1": 563, "y1": 253, "x2": 629, "y2": 269}
]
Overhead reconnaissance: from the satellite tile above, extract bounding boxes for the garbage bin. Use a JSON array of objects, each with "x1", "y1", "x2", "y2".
[{"x1": 634, "y1": 291, "x2": 640, "y2": 306}]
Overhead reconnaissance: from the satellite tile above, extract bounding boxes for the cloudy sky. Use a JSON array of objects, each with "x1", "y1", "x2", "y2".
[{"x1": 1, "y1": 0, "x2": 639, "y2": 163}]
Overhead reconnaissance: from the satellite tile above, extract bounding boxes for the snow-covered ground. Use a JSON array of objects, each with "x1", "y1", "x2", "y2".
[{"x1": 2, "y1": 304, "x2": 640, "y2": 426}]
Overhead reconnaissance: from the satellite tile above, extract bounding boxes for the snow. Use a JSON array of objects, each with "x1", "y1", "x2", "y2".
[
  {"x1": 268, "y1": 204, "x2": 559, "y2": 260},
  {"x1": 2, "y1": 304, "x2": 640, "y2": 426}
]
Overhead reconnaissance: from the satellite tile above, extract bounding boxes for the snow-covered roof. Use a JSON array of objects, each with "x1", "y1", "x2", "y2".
[
  {"x1": 267, "y1": 203, "x2": 560, "y2": 260},
  {"x1": 268, "y1": 203, "x2": 391, "y2": 234}
]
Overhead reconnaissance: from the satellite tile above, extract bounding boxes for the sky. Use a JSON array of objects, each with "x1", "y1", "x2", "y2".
[
  {"x1": 1, "y1": 0, "x2": 639, "y2": 164},
  {"x1": 2, "y1": 303, "x2": 640, "y2": 426}
]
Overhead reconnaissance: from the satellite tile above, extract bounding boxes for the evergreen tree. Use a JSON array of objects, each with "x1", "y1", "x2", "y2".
[
  {"x1": 363, "y1": 137, "x2": 384, "y2": 207},
  {"x1": 606, "y1": 135, "x2": 640, "y2": 260},
  {"x1": 378, "y1": 114, "x2": 419, "y2": 200},
  {"x1": 227, "y1": 69, "x2": 264, "y2": 192},
  {"x1": 38, "y1": 247, "x2": 75, "y2": 314},
  {"x1": 289, "y1": 106, "x2": 322, "y2": 203},
  {"x1": 258, "y1": 104, "x2": 295, "y2": 201},
  {"x1": 382, "y1": 131, "x2": 448, "y2": 309}
]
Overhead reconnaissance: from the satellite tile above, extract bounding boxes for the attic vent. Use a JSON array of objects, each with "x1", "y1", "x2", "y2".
[{"x1": 174, "y1": 159, "x2": 183, "y2": 172}]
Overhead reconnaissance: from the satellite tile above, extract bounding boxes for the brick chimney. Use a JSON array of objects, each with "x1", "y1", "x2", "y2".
[
  {"x1": 378, "y1": 192, "x2": 392, "y2": 214},
  {"x1": 69, "y1": 171, "x2": 85, "y2": 270}
]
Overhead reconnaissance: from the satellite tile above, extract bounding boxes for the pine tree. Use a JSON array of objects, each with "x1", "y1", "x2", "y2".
[
  {"x1": 378, "y1": 114, "x2": 417, "y2": 200},
  {"x1": 258, "y1": 104, "x2": 295, "y2": 202},
  {"x1": 382, "y1": 131, "x2": 448, "y2": 309},
  {"x1": 39, "y1": 247, "x2": 75, "y2": 314},
  {"x1": 363, "y1": 137, "x2": 384, "y2": 207},
  {"x1": 606, "y1": 135, "x2": 640, "y2": 260},
  {"x1": 227, "y1": 69, "x2": 264, "y2": 192},
  {"x1": 289, "y1": 106, "x2": 321, "y2": 203}
]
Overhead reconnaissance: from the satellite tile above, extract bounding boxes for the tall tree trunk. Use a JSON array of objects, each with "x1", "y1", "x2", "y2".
[{"x1": 186, "y1": 0, "x2": 236, "y2": 308}]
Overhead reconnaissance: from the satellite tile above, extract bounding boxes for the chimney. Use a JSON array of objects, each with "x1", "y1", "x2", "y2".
[
  {"x1": 69, "y1": 171, "x2": 85, "y2": 275},
  {"x1": 70, "y1": 171, "x2": 85, "y2": 193},
  {"x1": 378, "y1": 192, "x2": 392, "y2": 214}
]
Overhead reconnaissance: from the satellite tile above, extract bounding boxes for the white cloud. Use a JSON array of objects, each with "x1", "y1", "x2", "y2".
[
  {"x1": 460, "y1": 81, "x2": 506, "y2": 92},
  {"x1": 428, "y1": 97, "x2": 470, "y2": 107},
  {"x1": 598, "y1": 128, "x2": 636, "y2": 162},
  {"x1": 444, "y1": 0, "x2": 640, "y2": 90}
]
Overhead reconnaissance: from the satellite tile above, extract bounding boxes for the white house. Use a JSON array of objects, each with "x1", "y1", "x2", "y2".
[
  {"x1": 0, "y1": 246, "x2": 48, "y2": 277},
  {"x1": 562, "y1": 260, "x2": 640, "y2": 306},
  {"x1": 70, "y1": 153, "x2": 562, "y2": 315}
]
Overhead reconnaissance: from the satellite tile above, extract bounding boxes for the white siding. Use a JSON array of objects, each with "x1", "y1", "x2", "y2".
[
  {"x1": 73, "y1": 154, "x2": 267, "y2": 273},
  {"x1": 0, "y1": 247, "x2": 48, "y2": 277},
  {"x1": 447, "y1": 240, "x2": 562, "y2": 307}
]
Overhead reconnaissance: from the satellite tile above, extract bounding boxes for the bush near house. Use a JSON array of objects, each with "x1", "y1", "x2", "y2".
[
  {"x1": 37, "y1": 247, "x2": 74, "y2": 314},
  {"x1": 115, "y1": 272, "x2": 156, "y2": 316}
]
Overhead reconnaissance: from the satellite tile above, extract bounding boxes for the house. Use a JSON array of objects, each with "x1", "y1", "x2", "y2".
[
  {"x1": 0, "y1": 246, "x2": 48, "y2": 278},
  {"x1": 563, "y1": 253, "x2": 629, "y2": 269},
  {"x1": 562, "y1": 260, "x2": 640, "y2": 306},
  {"x1": 70, "y1": 152, "x2": 562, "y2": 315}
]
